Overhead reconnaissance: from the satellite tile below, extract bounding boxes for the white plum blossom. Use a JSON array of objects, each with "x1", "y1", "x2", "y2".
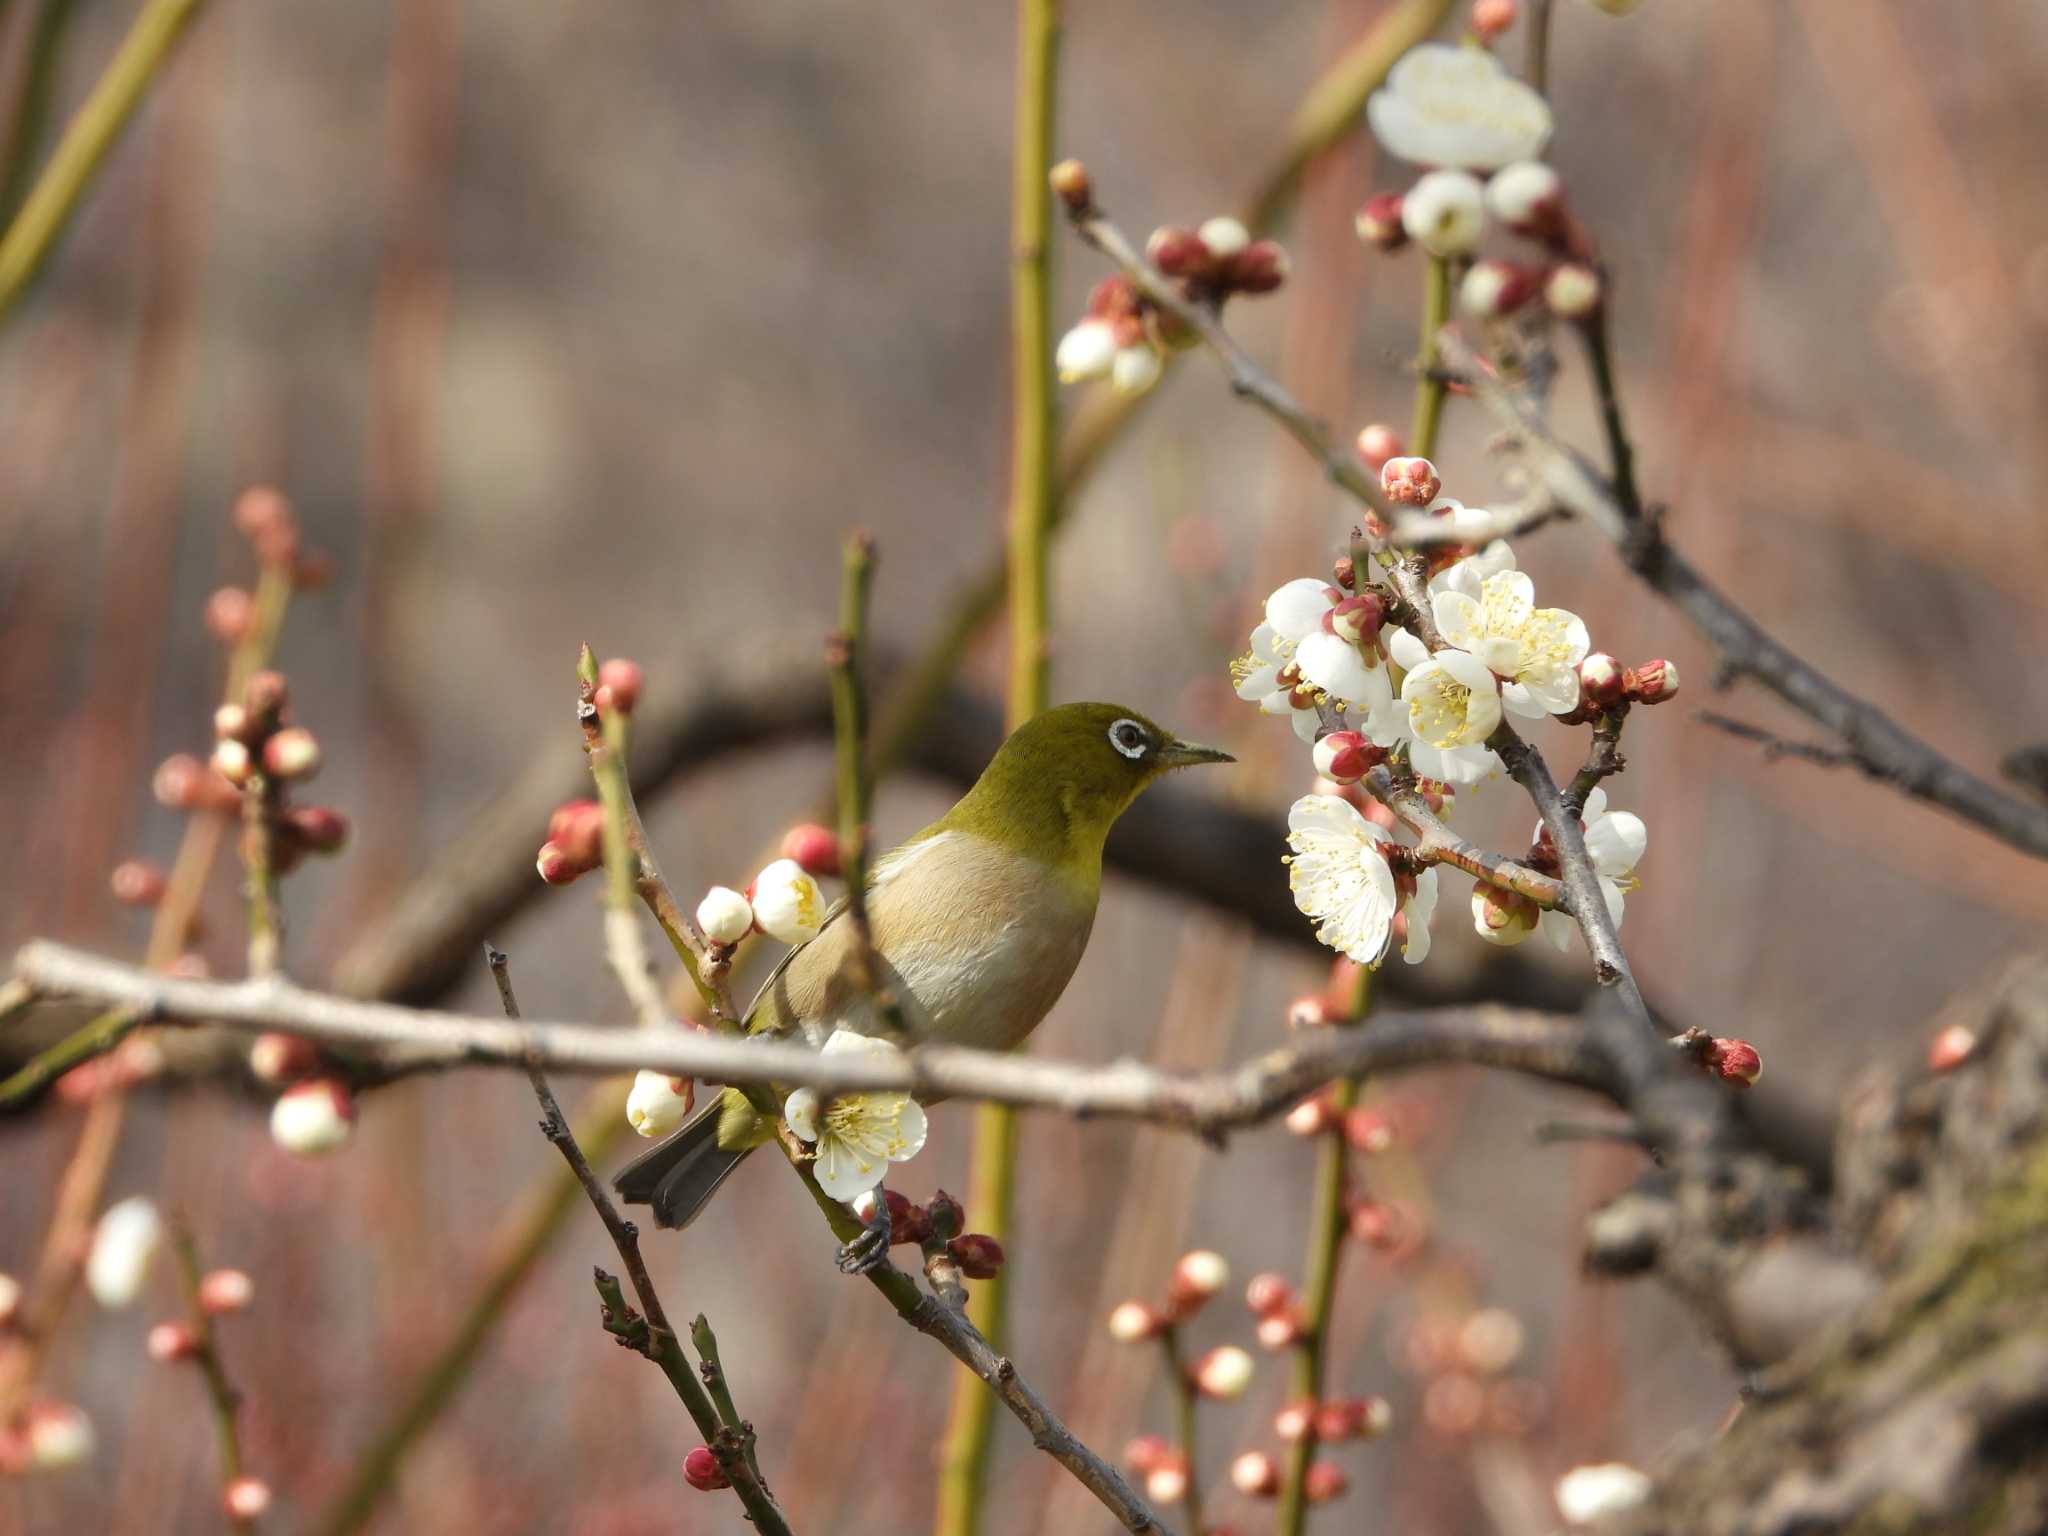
[
  {"x1": 1556, "y1": 1462, "x2": 1653, "y2": 1524},
  {"x1": 782, "y1": 1031, "x2": 928, "y2": 1202},
  {"x1": 85, "y1": 1197, "x2": 162, "y2": 1310},
  {"x1": 1368, "y1": 43, "x2": 1554, "y2": 171},
  {"x1": 626, "y1": 1070, "x2": 694, "y2": 1138},
  {"x1": 1284, "y1": 794, "x2": 1399, "y2": 965},
  {"x1": 1425, "y1": 501, "x2": 1518, "y2": 598},
  {"x1": 1055, "y1": 320, "x2": 1117, "y2": 383},
  {"x1": 695, "y1": 885, "x2": 754, "y2": 946},
  {"x1": 270, "y1": 1078, "x2": 356, "y2": 1157},
  {"x1": 1233, "y1": 579, "x2": 1397, "y2": 742},
  {"x1": 1484, "y1": 159, "x2": 1562, "y2": 226},
  {"x1": 1398, "y1": 865, "x2": 1439, "y2": 965},
  {"x1": 1537, "y1": 788, "x2": 1646, "y2": 951},
  {"x1": 1109, "y1": 341, "x2": 1164, "y2": 396},
  {"x1": 1399, "y1": 170, "x2": 1487, "y2": 257},
  {"x1": 1384, "y1": 629, "x2": 1505, "y2": 785},
  {"x1": 752, "y1": 858, "x2": 825, "y2": 945},
  {"x1": 1433, "y1": 568, "x2": 1591, "y2": 717}
]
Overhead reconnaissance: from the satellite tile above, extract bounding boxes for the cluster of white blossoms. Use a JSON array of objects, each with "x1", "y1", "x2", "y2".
[{"x1": 1233, "y1": 460, "x2": 1657, "y2": 970}]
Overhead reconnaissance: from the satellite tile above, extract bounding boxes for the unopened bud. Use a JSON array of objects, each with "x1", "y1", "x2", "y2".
[
  {"x1": 1545, "y1": 262, "x2": 1603, "y2": 319},
  {"x1": 1472, "y1": 883, "x2": 1538, "y2": 946},
  {"x1": 695, "y1": 885, "x2": 754, "y2": 946},
  {"x1": 1484, "y1": 160, "x2": 1563, "y2": 233},
  {"x1": 1626, "y1": 657, "x2": 1679, "y2": 704},
  {"x1": 211, "y1": 739, "x2": 253, "y2": 787},
  {"x1": 1048, "y1": 158, "x2": 1092, "y2": 214},
  {"x1": 1472, "y1": 0, "x2": 1518, "y2": 41},
  {"x1": 536, "y1": 841, "x2": 583, "y2": 885},
  {"x1": 1123, "y1": 1434, "x2": 1175, "y2": 1474},
  {"x1": 1578, "y1": 652, "x2": 1626, "y2": 707},
  {"x1": 883, "y1": 1189, "x2": 931, "y2": 1246},
  {"x1": 1147, "y1": 225, "x2": 1209, "y2": 277},
  {"x1": 86, "y1": 1197, "x2": 162, "y2": 1310},
  {"x1": 215, "y1": 703, "x2": 252, "y2": 743},
  {"x1": 199, "y1": 1269, "x2": 254, "y2": 1315},
  {"x1": 248, "y1": 1032, "x2": 319, "y2": 1085},
  {"x1": 682, "y1": 1445, "x2": 730, "y2": 1491},
  {"x1": 1167, "y1": 1250, "x2": 1229, "y2": 1317},
  {"x1": 750, "y1": 858, "x2": 825, "y2": 944},
  {"x1": 25, "y1": 1402, "x2": 94, "y2": 1469},
  {"x1": 1244, "y1": 1272, "x2": 1294, "y2": 1317},
  {"x1": 1327, "y1": 592, "x2": 1387, "y2": 647},
  {"x1": 1057, "y1": 320, "x2": 1118, "y2": 384},
  {"x1": 1354, "y1": 422, "x2": 1404, "y2": 468},
  {"x1": 223, "y1": 1477, "x2": 272, "y2": 1520},
  {"x1": 1459, "y1": 259, "x2": 1540, "y2": 318},
  {"x1": 1107, "y1": 1300, "x2": 1162, "y2": 1342},
  {"x1": 947, "y1": 1233, "x2": 1005, "y2": 1280},
  {"x1": 1556, "y1": 1462, "x2": 1652, "y2": 1524},
  {"x1": 1312, "y1": 730, "x2": 1377, "y2": 786},
  {"x1": 109, "y1": 860, "x2": 168, "y2": 908},
  {"x1": 595, "y1": 657, "x2": 643, "y2": 716},
  {"x1": 242, "y1": 669, "x2": 289, "y2": 721},
  {"x1": 282, "y1": 805, "x2": 348, "y2": 854},
  {"x1": 1196, "y1": 216, "x2": 1250, "y2": 261},
  {"x1": 779, "y1": 822, "x2": 842, "y2": 878},
  {"x1": 1705, "y1": 1037, "x2": 1762, "y2": 1087},
  {"x1": 233, "y1": 486, "x2": 292, "y2": 543},
  {"x1": 626, "y1": 1070, "x2": 695, "y2": 1138},
  {"x1": 205, "y1": 587, "x2": 255, "y2": 645},
  {"x1": 1343, "y1": 1107, "x2": 1394, "y2": 1154},
  {"x1": 1458, "y1": 1307, "x2": 1527, "y2": 1374},
  {"x1": 292, "y1": 549, "x2": 338, "y2": 590},
  {"x1": 270, "y1": 1078, "x2": 356, "y2": 1157},
  {"x1": 147, "y1": 1322, "x2": 198, "y2": 1362},
  {"x1": 1380, "y1": 456, "x2": 1442, "y2": 507},
  {"x1": 1347, "y1": 1198, "x2": 1403, "y2": 1249},
  {"x1": 924, "y1": 1188, "x2": 964, "y2": 1242},
  {"x1": 262, "y1": 726, "x2": 322, "y2": 781},
  {"x1": 1332, "y1": 553, "x2": 1357, "y2": 590},
  {"x1": 1193, "y1": 1344, "x2": 1255, "y2": 1399},
  {"x1": 1927, "y1": 1023, "x2": 1977, "y2": 1073},
  {"x1": 1255, "y1": 1309, "x2": 1305, "y2": 1350},
  {"x1": 1359, "y1": 1394, "x2": 1394, "y2": 1437},
  {"x1": 1110, "y1": 343, "x2": 1164, "y2": 397},
  {"x1": 1353, "y1": 192, "x2": 1408, "y2": 250},
  {"x1": 1144, "y1": 1460, "x2": 1188, "y2": 1506},
  {"x1": 548, "y1": 800, "x2": 606, "y2": 868},
  {"x1": 1305, "y1": 1462, "x2": 1351, "y2": 1504},
  {"x1": 1274, "y1": 1398, "x2": 1316, "y2": 1441},
  {"x1": 1285, "y1": 1093, "x2": 1339, "y2": 1137},
  {"x1": 1230, "y1": 239, "x2": 1290, "y2": 294},
  {"x1": 1231, "y1": 1450, "x2": 1281, "y2": 1497}
]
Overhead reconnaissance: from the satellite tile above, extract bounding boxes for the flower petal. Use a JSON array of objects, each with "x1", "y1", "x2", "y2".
[
  {"x1": 1385, "y1": 625, "x2": 1432, "y2": 673},
  {"x1": 1585, "y1": 811, "x2": 1647, "y2": 877},
  {"x1": 1402, "y1": 867, "x2": 1438, "y2": 965},
  {"x1": 1432, "y1": 591, "x2": 1485, "y2": 653},
  {"x1": 1515, "y1": 663, "x2": 1583, "y2": 716},
  {"x1": 783, "y1": 1088, "x2": 820, "y2": 1144},
  {"x1": 813, "y1": 1135, "x2": 887, "y2": 1202},
  {"x1": 1265, "y1": 578, "x2": 1335, "y2": 641}
]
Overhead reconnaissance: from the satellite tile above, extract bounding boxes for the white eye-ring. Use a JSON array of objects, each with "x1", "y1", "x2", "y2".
[{"x1": 1108, "y1": 718, "x2": 1150, "y2": 759}]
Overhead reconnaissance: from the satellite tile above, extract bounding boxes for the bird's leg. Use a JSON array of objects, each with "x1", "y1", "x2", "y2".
[{"x1": 835, "y1": 1188, "x2": 893, "y2": 1276}]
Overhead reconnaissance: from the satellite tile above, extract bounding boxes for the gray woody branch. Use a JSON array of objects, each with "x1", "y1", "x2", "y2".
[{"x1": 13, "y1": 941, "x2": 1612, "y2": 1134}]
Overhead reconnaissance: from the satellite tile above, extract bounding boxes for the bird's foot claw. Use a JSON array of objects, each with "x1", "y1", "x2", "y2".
[{"x1": 835, "y1": 1201, "x2": 892, "y2": 1276}]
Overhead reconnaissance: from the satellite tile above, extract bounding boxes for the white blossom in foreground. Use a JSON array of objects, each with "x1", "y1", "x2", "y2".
[
  {"x1": 1537, "y1": 788, "x2": 1647, "y2": 951},
  {"x1": 1433, "y1": 569, "x2": 1591, "y2": 717},
  {"x1": 1367, "y1": 44, "x2": 1553, "y2": 171},
  {"x1": 1399, "y1": 170, "x2": 1488, "y2": 257},
  {"x1": 1285, "y1": 794, "x2": 1398, "y2": 965},
  {"x1": 1398, "y1": 865, "x2": 1440, "y2": 965},
  {"x1": 626, "y1": 1070, "x2": 695, "y2": 1138},
  {"x1": 1055, "y1": 320, "x2": 1118, "y2": 383},
  {"x1": 85, "y1": 1197, "x2": 162, "y2": 1310},
  {"x1": 782, "y1": 1031, "x2": 928, "y2": 1202},
  {"x1": 1385, "y1": 630, "x2": 1505, "y2": 785},
  {"x1": 1233, "y1": 580, "x2": 1396, "y2": 743},
  {"x1": 751, "y1": 858, "x2": 825, "y2": 945},
  {"x1": 1556, "y1": 1461, "x2": 1653, "y2": 1523},
  {"x1": 695, "y1": 885, "x2": 754, "y2": 946}
]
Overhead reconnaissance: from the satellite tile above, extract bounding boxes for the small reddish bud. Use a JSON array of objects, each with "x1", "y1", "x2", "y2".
[
  {"x1": 1286, "y1": 993, "x2": 1330, "y2": 1031},
  {"x1": 1359, "y1": 1394, "x2": 1394, "y2": 1438},
  {"x1": 1166, "y1": 1249, "x2": 1229, "y2": 1318},
  {"x1": 1107, "y1": 1300, "x2": 1162, "y2": 1342},
  {"x1": 233, "y1": 487, "x2": 292, "y2": 542},
  {"x1": 682, "y1": 1445, "x2": 730, "y2": 1491},
  {"x1": 1146, "y1": 225, "x2": 1209, "y2": 278},
  {"x1": 877, "y1": 1189, "x2": 926, "y2": 1246},
  {"x1": 1274, "y1": 1398, "x2": 1317, "y2": 1442},
  {"x1": 1231, "y1": 1450, "x2": 1281, "y2": 1497},
  {"x1": 1332, "y1": 553, "x2": 1357, "y2": 591},
  {"x1": 0, "y1": 1273, "x2": 20, "y2": 1329},
  {"x1": 1305, "y1": 1461, "x2": 1351, "y2": 1504},
  {"x1": 1312, "y1": 730, "x2": 1381, "y2": 787},
  {"x1": 1380, "y1": 456, "x2": 1442, "y2": 507},
  {"x1": 199, "y1": 1269, "x2": 255, "y2": 1315},
  {"x1": 1229, "y1": 239, "x2": 1291, "y2": 294},
  {"x1": 291, "y1": 549, "x2": 339, "y2": 590},
  {"x1": 548, "y1": 800, "x2": 607, "y2": 868},
  {"x1": 1355, "y1": 423, "x2": 1404, "y2": 468},
  {"x1": 282, "y1": 805, "x2": 349, "y2": 854},
  {"x1": 262, "y1": 726, "x2": 322, "y2": 781},
  {"x1": 223, "y1": 1478, "x2": 272, "y2": 1521},
  {"x1": 109, "y1": 860, "x2": 168, "y2": 908},
  {"x1": 779, "y1": 823, "x2": 842, "y2": 878},
  {"x1": 1928, "y1": 1023, "x2": 1977, "y2": 1073},
  {"x1": 947, "y1": 1233, "x2": 1005, "y2": 1280},
  {"x1": 1626, "y1": 657, "x2": 1680, "y2": 704},
  {"x1": 1578, "y1": 653, "x2": 1626, "y2": 707},
  {"x1": 1472, "y1": 0, "x2": 1518, "y2": 40},
  {"x1": 1314, "y1": 1398, "x2": 1364, "y2": 1442},
  {"x1": 210, "y1": 739, "x2": 253, "y2": 787},
  {"x1": 1346, "y1": 1198, "x2": 1402, "y2": 1249},
  {"x1": 1048, "y1": 158, "x2": 1092, "y2": 214},
  {"x1": 248, "y1": 1032, "x2": 319, "y2": 1085},
  {"x1": 924, "y1": 1189, "x2": 964, "y2": 1242},
  {"x1": 1327, "y1": 592, "x2": 1387, "y2": 647},
  {"x1": 1460, "y1": 258, "x2": 1540, "y2": 318},
  {"x1": 1705, "y1": 1037, "x2": 1762, "y2": 1087},
  {"x1": 214, "y1": 704, "x2": 251, "y2": 743},
  {"x1": 1244, "y1": 1272, "x2": 1294, "y2": 1318},
  {"x1": 1354, "y1": 192, "x2": 1408, "y2": 250},
  {"x1": 536, "y1": 841, "x2": 582, "y2": 885},
  {"x1": 1194, "y1": 1345, "x2": 1255, "y2": 1399},
  {"x1": 146, "y1": 1322, "x2": 198, "y2": 1363},
  {"x1": 204, "y1": 587, "x2": 255, "y2": 645},
  {"x1": 1255, "y1": 1309, "x2": 1306, "y2": 1350},
  {"x1": 1123, "y1": 1434, "x2": 1174, "y2": 1474},
  {"x1": 595, "y1": 658, "x2": 643, "y2": 716},
  {"x1": 242, "y1": 669, "x2": 289, "y2": 721},
  {"x1": 1285, "y1": 1093, "x2": 1339, "y2": 1137},
  {"x1": 1343, "y1": 1107, "x2": 1394, "y2": 1155},
  {"x1": 1484, "y1": 160, "x2": 1564, "y2": 235}
]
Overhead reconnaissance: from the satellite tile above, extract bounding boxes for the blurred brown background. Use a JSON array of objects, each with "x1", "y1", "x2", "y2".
[{"x1": 4, "y1": 0, "x2": 2046, "y2": 1531}]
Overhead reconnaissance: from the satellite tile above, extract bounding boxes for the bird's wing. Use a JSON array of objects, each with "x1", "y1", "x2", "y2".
[{"x1": 742, "y1": 893, "x2": 849, "y2": 1032}]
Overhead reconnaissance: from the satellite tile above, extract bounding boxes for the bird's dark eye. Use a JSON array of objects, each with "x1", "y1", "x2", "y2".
[{"x1": 1107, "y1": 719, "x2": 1149, "y2": 760}]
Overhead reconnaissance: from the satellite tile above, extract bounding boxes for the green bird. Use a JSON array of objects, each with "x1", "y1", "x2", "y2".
[{"x1": 613, "y1": 702, "x2": 1232, "y2": 1231}]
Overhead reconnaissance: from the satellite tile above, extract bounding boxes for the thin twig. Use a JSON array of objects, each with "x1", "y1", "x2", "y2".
[
  {"x1": 1695, "y1": 710, "x2": 1856, "y2": 768},
  {"x1": 14, "y1": 941, "x2": 1616, "y2": 1134},
  {"x1": 1566, "y1": 707, "x2": 1631, "y2": 813},
  {"x1": 1363, "y1": 764, "x2": 1566, "y2": 909},
  {"x1": 1159, "y1": 1326, "x2": 1205, "y2": 1536},
  {"x1": 168, "y1": 1219, "x2": 256, "y2": 1530},
  {"x1": 826, "y1": 531, "x2": 902, "y2": 1035},
  {"x1": 0, "y1": 1005, "x2": 145, "y2": 1108}
]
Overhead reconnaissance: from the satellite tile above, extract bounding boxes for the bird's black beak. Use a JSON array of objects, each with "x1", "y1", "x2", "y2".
[{"x1": 1160, "y1": 738, "x2": 1235, "y2": 768}]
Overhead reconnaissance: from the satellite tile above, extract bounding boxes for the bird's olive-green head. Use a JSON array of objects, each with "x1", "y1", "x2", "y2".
[{"x1": 932, "y1": 702, "x2": 1232, "y2": 888}]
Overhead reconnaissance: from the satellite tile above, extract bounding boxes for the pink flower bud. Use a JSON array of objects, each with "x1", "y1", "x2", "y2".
[
  {"x1": 1459, "y1": 259, "x2": 1540, "y2": 319},
  {"x1": 924, "y1": 1189, "x2": 965, "y2": 1241},
  {"x1": 1146, "y1": 225, "x2": 1209, "y2": 278},
  {"x1": 109, "y1": 860, "x2": 168, "y2": 908},
  {"x1": 947, "y1": 1233, "x2": 1005, "y2": 1280},
  {"x1": 214, "y1": 704, "x2": 251, "y2": 743},
  {"x1": 1545, "y1": 262, "x2": 1603, "y2": 318},
  {"x1": 25, "y1": 1401, "x2": 94, "y2": 1469},
  {"x1": 223, "y1": 1477, "x2": 272, "y2": 1520},
  {"x1": 233, "y1": 486, "x2": 292, "y2": 543},
  {"x1": 1472, "y1": 883, "x2": 1538, "y2": 947},
  {"x1": 1107, "y1": 1300, "x2": 1162, "y2": 1342},
  {"x1": 1245, "y1": 1272, "x2": 1294, "y2": 1317},
  {"x1": 1255, "y1": 1309, "x2": 1305, "y2": 1350},
  {"x1": 199, "y1": 1269, "x2": 255, "y2": 1315},
  {"x1": 695, "y1": 886, "x2": 754, "y2": 946},
  {"x1": 1626, "y1": 658, "x2": 1680, "y2": 704},
  {"x1": 1380, "y1": 456, "x2": 1442, "y2": 507},
  {"x1": 1194, "y1": 1344, "x2": 1255, "y2": 1399},
  {"x1": 248, "y1": 1033, "x2": 318, "y2": 1085},
  {"x1": 1229, "y1": 239, "x2": 1291, "y2": 294},
  {"x1": 882, "y1": 1189, "x2": 931, "y2": 1246},
  {"x1": 1197, "y1": 216, "x2": 1250, "y2": 261},
  {"x1": 1927, "y1": 1023, "x2": 1977, "y2": 1073},
  {"x1": 1472, "y1": 0, "x2": 1518, "y2": 40},
  {"x1": 292, "y1": 549, "x2": 338, "y2": 590},
  {"x1": 211, "y1": 739, "x2": 253, "y2": 787},
  {"x1": 242, "y1": 669, "x2": 289, "y2": 721},
  {"x1": 262, "y1": 726, "x2": 322, "y2": 781},
  {"x1": 1285, "y1": 1094, "x2": 1338, "y2": 1137},
  {"x1": 535, "y1": 841, "x2": 584, "y2": 885},
  {"x1": 282, "y1": 806, "x2": 349, "y2": 854},
  {"x1": 1273, "y1": 1398, "x2": 1316, "y2": 1441},
  {"x1": 1166, "y1": 1250, "x2": 1229, "y2": 1318},
  {"x1": 205, "y1": 587, "x2": 254, "y2": 645},
  {"x1": 1353, "y1": 192, "x2": 1408, "y2": 251},
  {"x1": 0, "y1": 1272, "x2": 20, "y2": 1329},
  {"x1": 1144, "y1": 1460, "x2": 1189, "y2": 1507},
  {"x1": 548, "y1": 800, "x2": 606, "y2": 868},
  {"x1": 1705, "y1": 1037, "x2": 1762, "y2": 1087},
  {"x1": 1578, "y1": 652, "x2": 1626, "y2": 707},
  {"x1": 1231, "y1": 1450, "x2": 1281, "y2": 1497},
  {"x1": 596, "y1": 658, "x2": 643, "y2": 716},
  {"x1": 682, "y1": 1445, "x2": 730, "y2": 1491},
  {"x1": 1327, "y1": 592, "x2": 1387, "y2": 648},
  {"x1": 1305, "y1": 1461, "x2": 1350, "y2": 1504},
  {"x1": 1346, "y1": 1198, "x2": 1403, "y2": 1249},
  {"x1": 1484, "y1": 160, "x2": 1562, "y2": 233},
  {"x1": 779, "y1": 822, "x2": 842, "y2": 878},
  {"x1": 1342, "y1": 1107, "x2": 1394, "y2": 1155},
  {"x1": 147, "y1": 1322, "x2": 198, "y2": 1362},
  {"x1": 1314, "y1": 1398, "x2": 1364, "y2": 1442},
  {"x1": 1354, "y1": 422, "x2": 1404, "y2": 468},
  {"x1": 1359, "y1": 1394, "x2": 1394, "y2": 1437},
  {"x1": 1122, "y1": 1434, "x2": 1174, "y2": 1474},
  {"x1": 270, "y1": 1078, "x2": 356, "y2": 1157},
  {"x1": 1311, "y1": 730, "x2": 1379, "y2": 786},
  {"x1": 1048, "y1": 158, "x2": 1092, "y2": 214}
]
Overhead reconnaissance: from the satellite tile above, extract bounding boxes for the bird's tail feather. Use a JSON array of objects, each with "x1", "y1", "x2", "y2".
[{"x1": 612, "y1": 1103, "x2": 754, "y2": 1230}]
